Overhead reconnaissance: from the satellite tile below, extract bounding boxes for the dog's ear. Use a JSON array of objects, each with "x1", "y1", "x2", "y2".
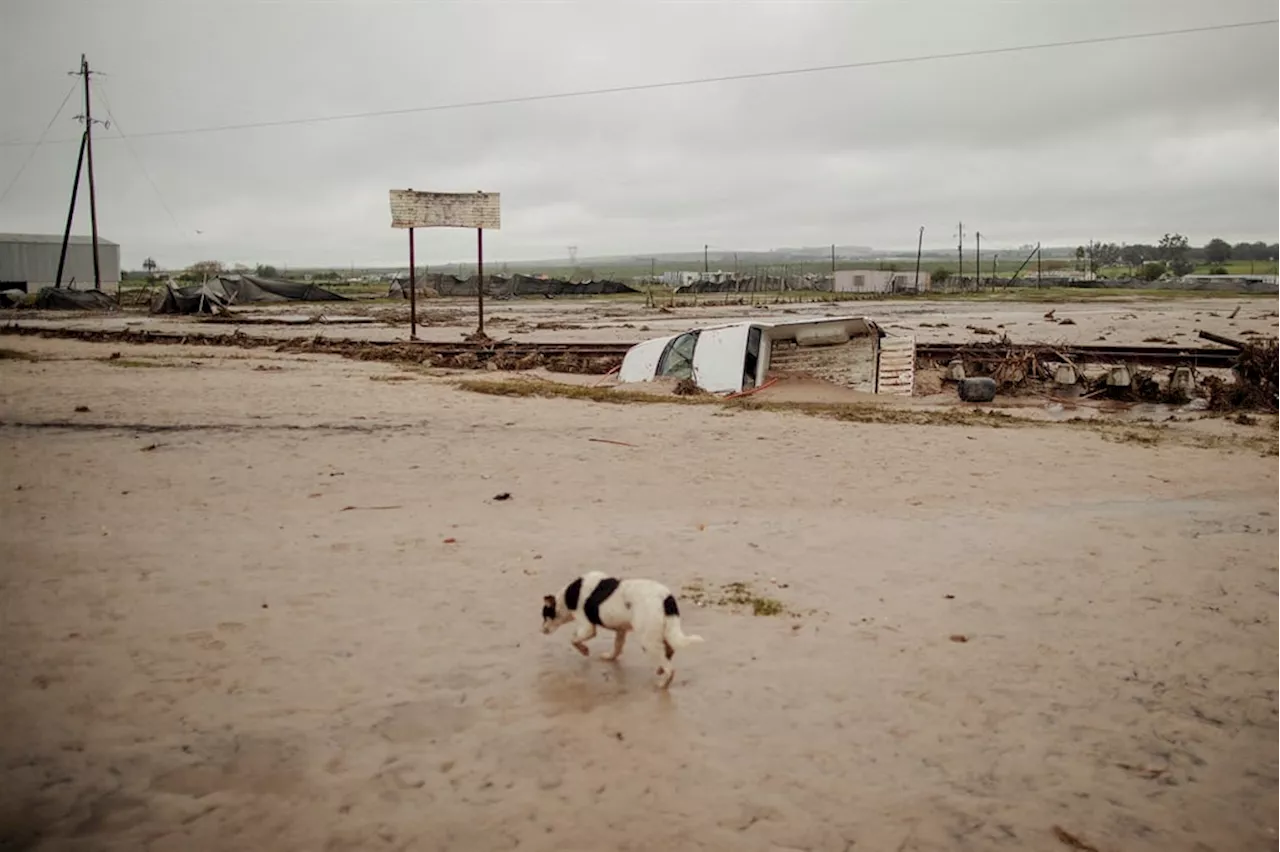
[{"x1": 543, "y1": 594, "x2": 555, "y2": 606}]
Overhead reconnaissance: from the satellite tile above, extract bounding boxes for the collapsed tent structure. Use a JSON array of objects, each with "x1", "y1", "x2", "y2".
[
  {"x1": 151, "y1": 275, "x2": 348, "y2": 314},
  {"x1": 31, "y1": 287, "x2": 119, "y2": 311},
  {"x1": 394, "y1": 273, "x2": 639, "y2": 299}
]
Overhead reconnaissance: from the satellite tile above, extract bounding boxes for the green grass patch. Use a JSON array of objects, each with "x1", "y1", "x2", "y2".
[
  {"x1": 457, "y1": 377, "x2": 1019, "y2": 427},
  {"x1": 684, "y1": 580, "x2": 788, "y2": 617},
  {"x1": 454, "y1": 377, "x2": 1278, "y2": 455}
]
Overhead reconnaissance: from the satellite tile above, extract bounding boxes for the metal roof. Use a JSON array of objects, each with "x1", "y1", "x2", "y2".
[{"x1": 0, "y1": 233, "x2": 120, "y2": 247}]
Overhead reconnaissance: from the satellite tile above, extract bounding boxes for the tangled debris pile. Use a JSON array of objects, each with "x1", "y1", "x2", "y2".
[
  {"x1": 1203, "y1": 339, "x2": 1278, "y2": 412},
  {"x1": 925, "y1": 336, "x2": 1279, "y2": 412},
  {"x1": 273, "y1": 336, "x2": 621, "y2": 373}
]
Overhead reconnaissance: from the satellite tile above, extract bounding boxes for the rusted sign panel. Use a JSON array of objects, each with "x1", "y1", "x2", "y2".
[{"x1": 389, "y1": 190, "x2": 501, "y2": 230}]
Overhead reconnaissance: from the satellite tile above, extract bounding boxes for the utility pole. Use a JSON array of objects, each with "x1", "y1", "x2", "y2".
[
  {"x1": 1036, "y1": 243, "x2": 1042, "y2": 287},
  {"x1": 55, "y1": 131, "x2": 88, "y2": 289},
  {"x1": 703, "y1": 244, "x2": 708, "y2": 278},
  {"x1": 914, "y1": 226, "x2": 924, "y2": 293},
  {"x1": 975, "y1": 231, "x2": 981, "y2": 290},
  {"x1": 992, "y1": 253, "x2": 998, "y2": 284},
  {"x1": 830, "y1": 243, "x2": 836, "y2": 279},
  {"x1": 957, "y1": 221, "x2": 964, "y2": 284},
  {"x1": 59, "y1": 55, "x2": 106, "y2": 293},
  {"x1": 80, "y1": 55, "x2": 102, "y2": 291}
]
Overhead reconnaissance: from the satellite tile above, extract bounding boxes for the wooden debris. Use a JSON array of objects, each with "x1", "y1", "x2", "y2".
[
  {"x1": 1052, "y1": 826, "x2": 1101, "y2": 851},
  {"x1": 589, "y1": 437, "x2": 637, "y2": 447},
  {"x1": 1197, "y1": 329, "x2": 1246, "y2": 349}
]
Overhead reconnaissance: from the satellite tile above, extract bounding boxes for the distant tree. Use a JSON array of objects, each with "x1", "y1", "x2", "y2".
[
  {"x1": 1119, "y1": 244, "x2": 1145, "y2": 275},
  {"x1": 1230, "y1": 240, "x2": 1277, "y2": 262},
  {"x1": 1074, "y1": 246, "x2": 1086, "y2": 274},
  {"x1": 187, "y1": 260, "x2": 224, "y2": 278},
  {"x1": 1203, "y1": 238, "x2": 1232, "y2": 265},
  {"x1": 1138, "y1": 261, "x2": 1167, "y2": 282},
  {"x1": 930, "y1": 267, "x2": 951, "y2": 286},
  {"x1": 1088, "y1": 242, "x2": 1121, "y2": 275},
  {"x1": 142, "y1": 257, "x2": 158, "y2": 277},
  {"x1": 255, "y1": 264, "x2": 279, "y2": 278},
  {"x1": 1157, "y1": 234, "x2": 1193, "y2": 277},
  {"x1": 1208, "y1": 265, "x2": 1229, "y2": 275}
]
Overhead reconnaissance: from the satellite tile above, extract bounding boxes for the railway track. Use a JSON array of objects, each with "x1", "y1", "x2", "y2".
[
  {"x1": 0, "y1": 323, "x2": 1243, "y2": 368},
  {"x1": 914, "y1": 341, "x2": 1241, "y2": 369}
]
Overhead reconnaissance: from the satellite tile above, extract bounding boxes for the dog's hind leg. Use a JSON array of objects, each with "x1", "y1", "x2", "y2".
[
  {"x1": 570, "y1": 621, "x2": 596, "y2": 657},
  {"x1": 600, "y1": 628, "x2": 627, "y2": 661},
  {"x1": 639, "y1": 625, "x2": 675, "y2": 688}
]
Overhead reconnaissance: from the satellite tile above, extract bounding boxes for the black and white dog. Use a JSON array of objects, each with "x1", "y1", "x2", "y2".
[{"x1": 542, "y1": 571, "x2": 704, "y2": 688}]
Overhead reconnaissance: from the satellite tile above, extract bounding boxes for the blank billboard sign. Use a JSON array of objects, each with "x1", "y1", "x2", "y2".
[{"x1": 389, "y1": 190, "x2": 501, "y2": 230}]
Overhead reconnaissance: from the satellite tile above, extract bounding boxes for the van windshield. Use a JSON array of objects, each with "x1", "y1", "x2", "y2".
[{"x1": 656, "y1": 331, "x2": 699, "y2": 380}]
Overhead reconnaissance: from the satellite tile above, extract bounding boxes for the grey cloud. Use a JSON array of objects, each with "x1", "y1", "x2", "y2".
[{"x1": 1, "y1": 0, "x2": 1276, "y2": 269}]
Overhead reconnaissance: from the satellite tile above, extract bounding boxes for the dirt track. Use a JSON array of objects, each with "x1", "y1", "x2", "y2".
[{"x1": 1, "y1": 335, "x2": 1276, "y2": 851}]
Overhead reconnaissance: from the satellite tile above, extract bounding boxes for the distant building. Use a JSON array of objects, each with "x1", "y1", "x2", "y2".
[
  {"x1": 0, "y1": 233, "x2": 121, "y2": 291},
  {"x1": 832, "y1": 269, "x2": 921, "y2": 293},
  {"x1": 660, "y1": 270, "x2": 702, "y2": 288},
  {"x1": 1181, "y1": 273, "x2": 1277, "y2": 285}
]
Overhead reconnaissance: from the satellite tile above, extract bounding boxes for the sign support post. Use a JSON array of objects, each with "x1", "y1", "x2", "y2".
[
  {"x1": 477, "y1": 228, "x2": 484, "y2": 335},
  {"x1": 389, "y1": 189, "x2": 500, "y2": 339},
  {"x1": 408, "y1": 226, "x2": 417, "y2": 340}
]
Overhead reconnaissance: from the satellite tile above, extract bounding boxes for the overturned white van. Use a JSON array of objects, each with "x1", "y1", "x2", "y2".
[{"x1": 618, "y1": 316, "x2": 915, "y2": 396}]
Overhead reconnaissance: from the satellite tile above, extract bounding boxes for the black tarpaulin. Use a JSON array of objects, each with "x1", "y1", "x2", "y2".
[{"x1": 151, "y1": 275, "x2": 348, "y2": 314}]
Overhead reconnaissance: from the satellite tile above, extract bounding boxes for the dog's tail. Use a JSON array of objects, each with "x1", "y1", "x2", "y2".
[{"x1": 662, "y1": 594, "x2": 705, "y2": 649}]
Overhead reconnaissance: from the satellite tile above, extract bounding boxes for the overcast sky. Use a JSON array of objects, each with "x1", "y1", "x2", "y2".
[{"x1": 1, "y1": 0, "x2": 1276, "y2": 269}]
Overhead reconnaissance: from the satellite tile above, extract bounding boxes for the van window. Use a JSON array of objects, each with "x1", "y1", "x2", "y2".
[
  {"x1": 742, "y1": 326, "x2": 761, "y2": 389},
  {"x1": 656, "y1": 331, "x2": 699, "y2": 380}
]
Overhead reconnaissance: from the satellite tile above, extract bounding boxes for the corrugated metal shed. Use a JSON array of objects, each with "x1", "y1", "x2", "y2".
[
  {"x1": 0, "y1": 233, "x2": 121, "y2": 290},
  {"x1": 832, "y1": 269, "x2": 918, "y2": 293}
]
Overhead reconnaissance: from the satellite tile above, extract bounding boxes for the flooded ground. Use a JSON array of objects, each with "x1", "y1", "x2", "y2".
[
  {"x1": 1, "y1": 335, "x2": 1276, "y2": 851},
  {"x1": 4, "y1": 293, "x2": 1278, "y2": 348}
]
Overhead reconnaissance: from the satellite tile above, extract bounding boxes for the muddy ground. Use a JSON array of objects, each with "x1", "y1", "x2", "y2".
[
  {"x1": 0, "y1": 333, "x2": 1276, "y2": 852},
  {"x1": 5, "y1": 293, "x2": 1278, "y2": 348}
]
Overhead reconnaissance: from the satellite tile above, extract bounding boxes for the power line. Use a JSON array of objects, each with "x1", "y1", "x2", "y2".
[
  {"x1": 0, "y1": 18, "x2": 1274, "y2": 148},
  {"x1": 0, "y1": 82, "x2": 78, "y2": 205},
  {"x1": 92, "y1": 79, "x2": 190, "y2": 238}
]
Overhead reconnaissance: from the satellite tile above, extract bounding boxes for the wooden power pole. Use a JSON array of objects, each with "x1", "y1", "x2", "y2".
[{"x1": 58, "y1": 54, "x2": 105, "y2": 292}]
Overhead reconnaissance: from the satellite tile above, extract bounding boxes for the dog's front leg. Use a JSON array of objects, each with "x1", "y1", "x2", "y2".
[
  {"x1": 600, "y1": 629, "x2": 627, "y2": 661},
  {"x1": 570, "y1": 621, "x2": 596, "y2": 657}
]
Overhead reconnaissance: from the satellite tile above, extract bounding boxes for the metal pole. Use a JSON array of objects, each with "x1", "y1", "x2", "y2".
[
  {"x1": 1037, "y1": 243, "x2": 1042, "y2": 287},
  {"x1": 914, "y1": 226, "x2": 923, "y2": 293},
  {"x1": 703, "y1": 244, "x2": 708, "y2": 277},
  {"x1": 957, "y1": 222, "x2": 964, "y2": 285},
  {"x1": 975, "y1": 231, "x2": 981, "y2": 290},
  {"x1": 56, "y1": 130, "x2": 88, "y2": 289},
  {"x1": 81, "y1": 55, "x2": 102, "y2": 292},
  {"x1": 477, "y1": 228, "x2": 485, "y2": 335},
  {"x1": 408, "y1": 227, "x2": 417, "y2": 340},
  {"x1": 1006, "y1": 242, "x2": 1039, "y2": 287}
]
